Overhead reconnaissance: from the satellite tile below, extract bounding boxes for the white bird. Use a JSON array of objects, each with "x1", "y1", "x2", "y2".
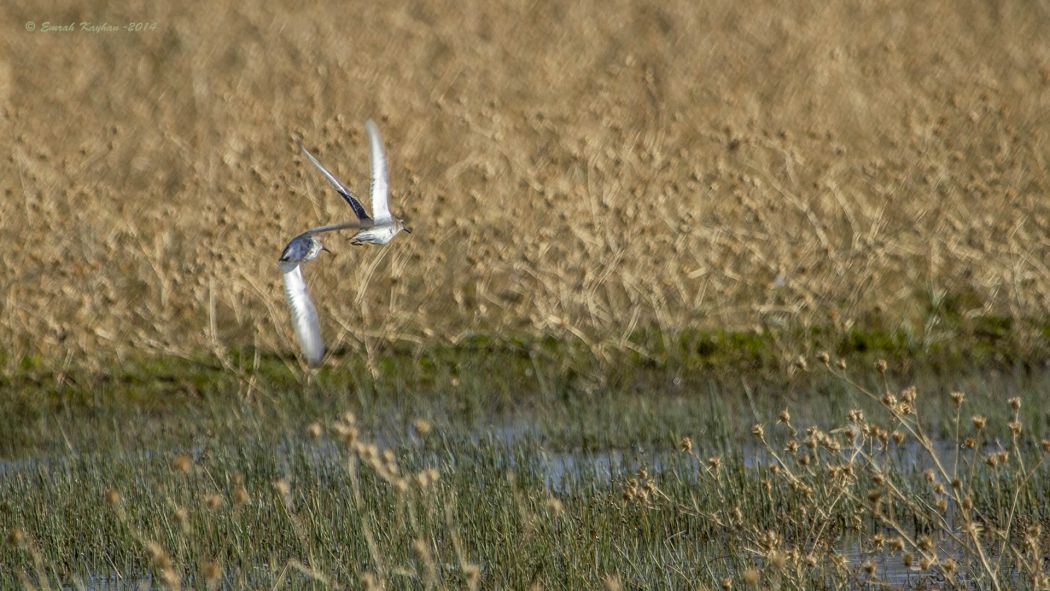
[
  {"x1": 278, "y1": 221, "x2": 371, "y2": 367},
  {"x1": 301, "y1": 119, "x2": 411, "y2": 245}
]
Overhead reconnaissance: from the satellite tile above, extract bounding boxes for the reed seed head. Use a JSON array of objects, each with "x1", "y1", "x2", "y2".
[
  {"x1": 940, "y1": 558, "x2": 957, "y2": 576},
  {"x1": 174, "y1": 506, "x2": 190, "y2": 530},
  {"x1": 201, "y1": 560, "x2": 221, "y2": 584},
  {"x1": 173, "y1": 454, "x2": 193, "y2": 474},
  {"x1": 901, "y1": 386, "x2": 917, "y2": 403},
  {"x1": 742, "y1": 568, "x2": 760, "y2": 586},
  {"x1": 545, "y1": 497, "x2": 564, "y2": 517},
  {"x1": 412, "y1": 538, "x2": 431, "y2": 562},
  {"x1": 273, "y1": 479, "x2": 291, "y2": 498},
  {"x1": 147, "y1": 541, "x2": 173, "y2": 570},
  {"x1": 413, "y1": 418, "x2": 432, "y2": 435},
  {"x1": 7, "y1": 528, "x2": 25, "y2": 548}
]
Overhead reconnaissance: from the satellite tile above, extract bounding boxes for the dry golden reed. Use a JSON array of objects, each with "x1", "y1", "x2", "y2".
[{"x1": 2, "y1": 0, "x2": 1048, "y2": 365}]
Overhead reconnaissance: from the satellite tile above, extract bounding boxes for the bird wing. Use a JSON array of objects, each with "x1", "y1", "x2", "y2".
[
  {"x1": 304, "y1": 220, "x2": 374, "y2": 236},
  {"x1": 365, "y1": 120, "x2": 392, "y2": 223},
  {"x1": 301, "y1": 146, "x2": 372, "y2": 221},
  {"x1": 280, "y1": 261, "x2": 325, "y2": 367}
]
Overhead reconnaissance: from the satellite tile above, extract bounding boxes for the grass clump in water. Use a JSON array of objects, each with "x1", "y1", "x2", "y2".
[{"x1": 3, "y1": 357, "x2": 1050, "y2": 589}]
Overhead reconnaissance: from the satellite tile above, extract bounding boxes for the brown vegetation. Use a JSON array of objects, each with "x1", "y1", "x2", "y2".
[{"x1": 2, "y1": 0, "x2": 1049, "y2": 363}]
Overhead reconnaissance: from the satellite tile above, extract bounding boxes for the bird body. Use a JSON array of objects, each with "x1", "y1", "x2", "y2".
[
  {"x1": 277, "y1": 221, "x2": 369, "y2": 368},
  {"x1": 301, "y1": 120, "x2": 411, "y2": 245},
  {"x1": 347, "y1": 222, "x2": 404, "y2": 245}
]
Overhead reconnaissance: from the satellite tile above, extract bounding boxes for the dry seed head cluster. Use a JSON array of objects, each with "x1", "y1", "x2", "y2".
[
  {"x1": 7, "y1": 528, "x2": 25, "y2": 548},
  {"x1": 2, "y1": 1, "x2": 1048, "y2": 366},
  {"x1": 173, "y1": 454, "x2": 193, "y2": 474}
]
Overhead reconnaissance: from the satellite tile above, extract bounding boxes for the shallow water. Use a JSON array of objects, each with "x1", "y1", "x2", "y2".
[{"x1": 3, "y1": 424, "x2": 1024, "y2": 591}]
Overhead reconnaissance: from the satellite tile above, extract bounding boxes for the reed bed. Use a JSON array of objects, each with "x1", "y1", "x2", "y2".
[{"x1": 1, "y1": 0, "x2": 1048, "y2": 367}]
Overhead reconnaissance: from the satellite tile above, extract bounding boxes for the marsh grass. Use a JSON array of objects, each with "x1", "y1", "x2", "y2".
[
  {"x1": 3, "y1": 337, "x2": 1049, "y2": 457},
  {"x1": 3, "y1": 356, "x2": 1050, "y2": 589}
]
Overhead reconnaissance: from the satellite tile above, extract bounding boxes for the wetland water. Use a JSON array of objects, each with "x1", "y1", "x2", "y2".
[{"x1": 3, "y1": 421, "x2": 1010, "y2": 590}]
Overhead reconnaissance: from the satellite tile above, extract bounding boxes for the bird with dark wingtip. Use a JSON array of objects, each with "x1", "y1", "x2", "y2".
[{"x1": 301, "y1": 119, "x2": 411, "y2": 244}]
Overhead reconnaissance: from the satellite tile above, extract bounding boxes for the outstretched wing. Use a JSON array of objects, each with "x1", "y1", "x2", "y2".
[
  {"x1": 301, "y1": 146, "x2": 372, "y2": 221},
  {"x1": 280, "y1": 261, "x2": 325, "y2": 367},
  {"x1": 365, "y1": 120, "x2": 392, "y2": 223},
  {"x1": 304, "y1": 220, "x2": 374, "y2": 236}
]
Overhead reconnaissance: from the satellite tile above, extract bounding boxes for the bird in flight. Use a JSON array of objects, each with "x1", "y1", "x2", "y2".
[
  {"x1": 279, "y1": 119, "x2": 411, "y2": 368},
  {"x1": 301, "y1": 119, "x2": 411, "y2": 245},
  {"x1": 279, "y1": 221, "x2": 372, "y2": 367}
]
